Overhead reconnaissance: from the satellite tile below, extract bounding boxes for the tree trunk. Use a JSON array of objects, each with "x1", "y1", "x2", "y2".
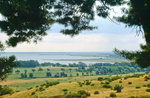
[{"x1": 143, "y1": 25, "x2": 150, "y2": 46}]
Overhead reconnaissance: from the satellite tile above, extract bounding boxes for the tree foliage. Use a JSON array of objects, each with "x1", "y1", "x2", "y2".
[
  {"x1": 114, "y1": 0, "x2": 150, "y2": 67},
  {"x1": 0, "y1": 56, "x2": 18, "y2": 80},
  {"x1": 0, "y1": 0, "x2": 124, "y2": 47}
]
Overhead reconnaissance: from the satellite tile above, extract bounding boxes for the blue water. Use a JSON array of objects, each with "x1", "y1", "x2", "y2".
[{"x1": 0, "y1": 52, "x2": 114, "y2": 64}]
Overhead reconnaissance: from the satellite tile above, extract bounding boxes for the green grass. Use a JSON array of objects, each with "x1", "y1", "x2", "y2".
[{"x1": 8, "y1": 67, "x2": 81, "y2": 79}]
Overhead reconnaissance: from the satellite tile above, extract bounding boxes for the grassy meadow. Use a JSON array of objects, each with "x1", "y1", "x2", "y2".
[{"x1": 1, "y1": 72, "x2": 150, "y2": 98}]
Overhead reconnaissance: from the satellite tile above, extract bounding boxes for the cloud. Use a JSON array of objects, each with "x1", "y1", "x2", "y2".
[
  {"x1": 0, "y1": 33, "x2": 8, "y2": 42},
  {"x1": 5, "y1": 32, "x2": 144, "y2": 52}
]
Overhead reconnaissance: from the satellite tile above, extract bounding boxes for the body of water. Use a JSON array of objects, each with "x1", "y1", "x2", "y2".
[{"x1": 0, "y1": 52, "x2": 116, "y2": 64}]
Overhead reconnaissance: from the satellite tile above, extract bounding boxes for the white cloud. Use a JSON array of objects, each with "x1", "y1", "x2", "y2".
[
  {"x1": 5, "y1": 32, "x2": 145, "y2": 52},
  {"x1": 0, "y1": 33, "x2": 8, "y2": 42}
]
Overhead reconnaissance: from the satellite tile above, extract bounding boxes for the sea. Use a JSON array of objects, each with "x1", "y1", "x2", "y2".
[{"x1": 0, "y1": 52, "x2": 116, "y2": 64}]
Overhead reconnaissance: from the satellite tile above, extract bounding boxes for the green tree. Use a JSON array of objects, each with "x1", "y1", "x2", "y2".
[
  {"x1": 114, "y1": 0, "x2": 150, "y2": 68},
  {"x1": 32, "y1": 69, "x2": 36, "y2": 73},
  {"x1": 15, "y1": 70, "x2": 20, "y2": 74},
  {"x1": 0, "y1": 0, "x2": 124, "y2": 47},
  {"x1": 46, "y1": 72, "x2": 51, "y2": 77},
  {"x1": 29, "y1": 73, "x2": 33, "y2": 78},
  {"x1": 0, "y1": 55, "x2": 18, "y2": 80}
]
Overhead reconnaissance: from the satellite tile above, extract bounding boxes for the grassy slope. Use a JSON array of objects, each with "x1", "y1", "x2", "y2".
[{"x1": 2, "y1": 74, "x2": 150, "y2": 98}]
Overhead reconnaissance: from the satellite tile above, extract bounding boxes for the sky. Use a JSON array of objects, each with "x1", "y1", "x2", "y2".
[{"x1": 0, "y1": 10, "x2": 145, "y2": 52}]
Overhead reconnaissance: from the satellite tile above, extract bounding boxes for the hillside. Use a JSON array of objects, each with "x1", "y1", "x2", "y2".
[{"x1": 2, "y1": 73, "x2": 150, "y2": 98}]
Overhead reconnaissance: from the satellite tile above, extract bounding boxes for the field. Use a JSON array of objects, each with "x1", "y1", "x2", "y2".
[
  {"x1": 54, "y1": 58, "x2": 128, "y2": 63},
  {"x1": 1, "y1": 73, "x2": 150, "y2": 98},
  {"x1": 0, "y1": 64, "x2": 150, "y2": 98}
]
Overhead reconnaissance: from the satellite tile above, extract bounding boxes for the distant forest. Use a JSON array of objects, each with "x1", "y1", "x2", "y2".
[{"x1": 16, "y1": 60, "x2": 150, "y2": 75}]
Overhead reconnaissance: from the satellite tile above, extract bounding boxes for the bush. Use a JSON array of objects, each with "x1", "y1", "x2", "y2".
[
  {"x1": 105, "y1": 81, "x2": 110, "y2": 84},
  {"x1": 78, "y1": 82, "x2": 83, "y2": 87},
  {"x1": 119, "y1": 80, "x2": 122, "y2": 83},
  {"x1": 111, "y1": 76, "x2": 122, "y2": 81},
  {"x1": 94, "y1": 91, "x2": 99, "y2": 94},
  {"x1": 147, "y1": 84, "x2": 150, "y2": 88},
  {"x1": 143, "y1": 85, "x2": 147, "y2": 87},
  {"x1": 38, "y1": 67, "x2": 43, "y2": 71},
  {"x1": 78, "y1": 90, "x2": 90, "y2": 96},
  {"x1": 128, "y1": 82, "x2": 132, "y2": 84},
  {"x1": 81, "y1": 94, "x2": 87, "y2": 98},
  {"x1": 114, "y1": 85, "x2": 123, "y2": 92},
  {"x1": 101, "y1": 82, "x2": 104, "y2": 84},
  {"x1": 98, "y1": 77, "x2": 104, "y2": 81},
  {"x1": 45, "y1": 81, "x2": 59, "y2": 88},
  {"x1": 110, "y1": 92, "x2": 116, "y2": 97},
  {"x1": 84, "y1": 80, "x2": 91, "y2": 85},
  {"x1": 102, "y1": 84, "x2": 112, "y2": 88},
  {"x1": 31, "y1": 92, "x2": 35, "y2": 95},
  {"x1": 0, "y1": 85, "x2": 14, "y2": 96},
  {"x1": 62, "y1": 89, "x2": 68, "y2": 92},
  {"x1": 146, "y1": 89, "x2": 150, "y2": 92},
  {"x1": 145, "y1": 76, "x2": 150, "y2": 80},
  {"x1": 39, "y1": 87, "x2": 45, "y2": 91},
  {"x1": 135, "y1": 86, "x2": 141, "y2": 89},
  {"x1": 64, "y1": 90, "x2": 90, "y2": 98}
]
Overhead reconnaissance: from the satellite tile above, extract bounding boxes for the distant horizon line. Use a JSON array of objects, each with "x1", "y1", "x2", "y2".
[{"x1": 0, "y1": 51, "x2": 113, "y2": 53}]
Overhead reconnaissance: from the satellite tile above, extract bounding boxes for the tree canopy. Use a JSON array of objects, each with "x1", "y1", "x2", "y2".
[
  {"x1": 114, "y1": 0, "x2": 150, "y2": 68},
  {"x1": 0, "y1": 0, "x2": 125, "y2": 47}
]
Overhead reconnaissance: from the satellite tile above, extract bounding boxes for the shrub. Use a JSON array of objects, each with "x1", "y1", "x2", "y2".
[
  {"x1": 110, "y1": 92, "x2": 116, "y2": 97},
  {"x1": 111, "y1": 76, "x2": 122, "y2": 81},
  {"x1": 101, "y1": 82, "x2": 104, "y2": 84},
  {"x1": 98, "y1": 77, "x2": 104, "y2": 81},
  {"x1": 105, "y1": 81, "x2": 110, "y2": 84},
  {"x1": 135, "y1": 86, "x2": 141, "y2": 89},
  {"x1": 39, "y1": 87, "x2": 45, "y2": 91},
  {"x1": 145, "y1": 76, "x2": 150, "y2": 80},
  {"x1": 31, "y1": 92, "x2": 35, "y2": 95},
  {"x1": 45, "y1": 81, "x2": 59, "y2": 88},
  {"x1": 0, "y1": 85, "x2": 14, "y2": 96},
  {"x1": 38, "y1": 67, "x2": 43, "y2": 71},
  {"x1": 78, "y1": 82, "x2": 83, "y2": 87},
  {"x1": 94, "y1": 91, "x2": 99, "y2": 94},
  {"x1": 119, "y1": 80, "x2": 122, "y2": 83},
  {"x1": 147, "y1": 84, "x2": 150, "y2": 88},
  {"x1": 62, "y1": 89, "x2": 68, "y2": 92},
  {"x1": 81, "y1": 94, "x2": 87, "y2": 98},
  {"x1": 114, "y1": 85, "x2": 123, "y2": 92},
  {"x1": 78, "y1": 90, "x2": 90, "y2": 96},
  {"x1": 102, "y1": 84, "x2": 112, "y2": 88},
  {"x1": 84, "y1": 80, "x2": 91, "y2": 85},
  {"x1": 146, "y1": 89, "x2": 150, "y2": 92},
  {"x1": 128, "y1": 82, "x2": 132, "y2": 85}
]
